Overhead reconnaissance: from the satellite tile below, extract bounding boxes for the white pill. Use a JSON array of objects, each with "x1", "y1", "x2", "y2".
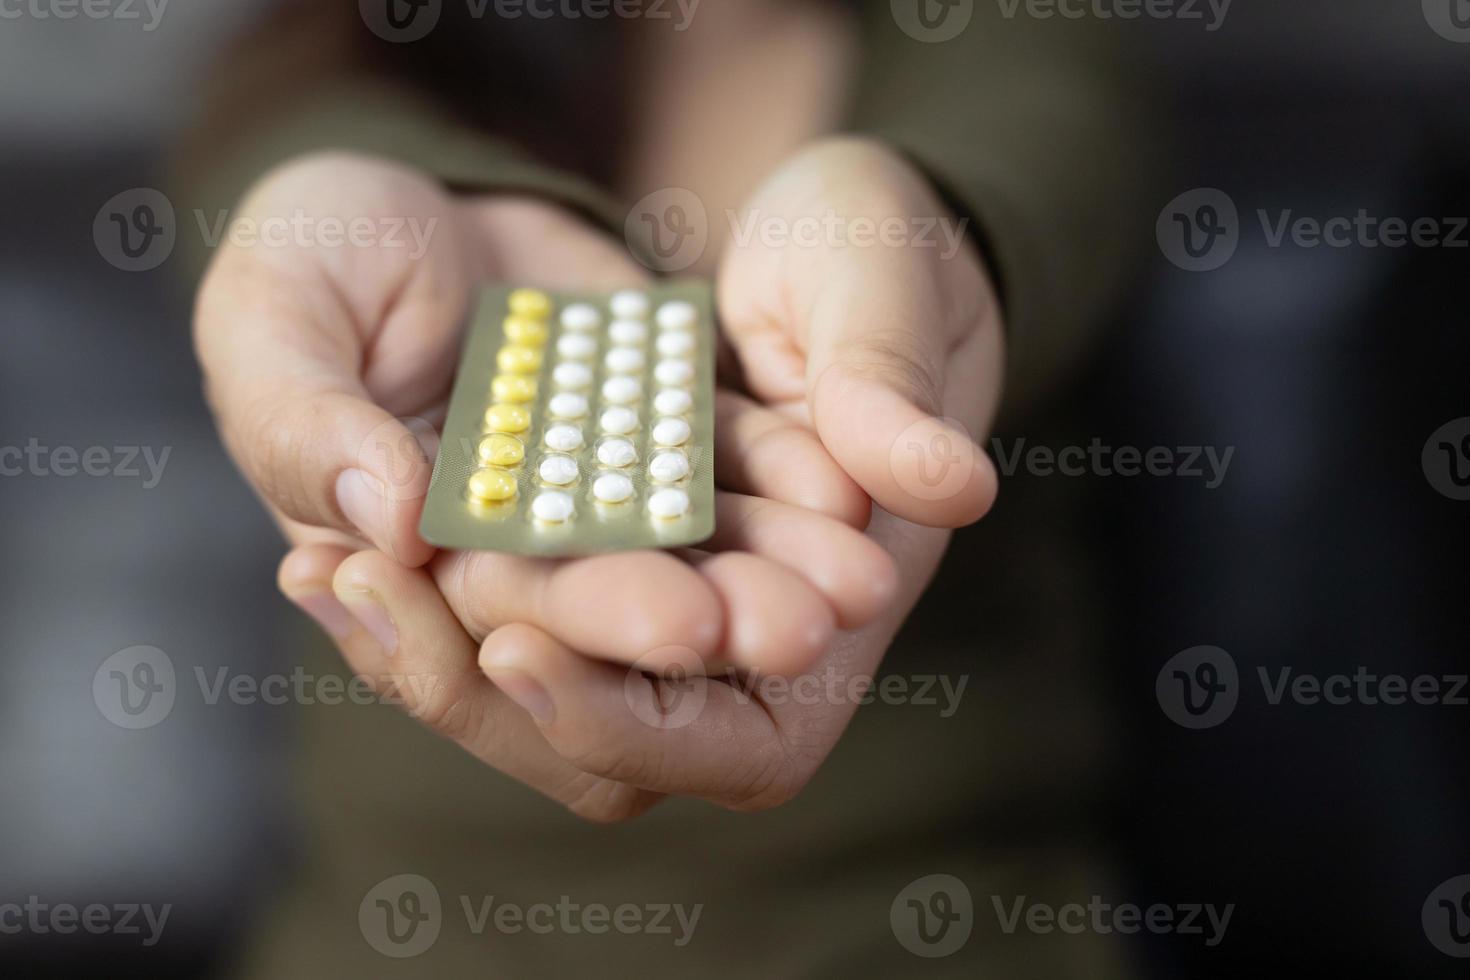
[
  {"x1": 553, "y1": 362, "x2": 592, "y2": 389},
  {"x1": 556, "y1": 333, "x2": 596, "y2": 359},
  {"x1": 609, "y1": 319, "x2": 649, "y2": 346},
  {"x1": 560, "y1": 303, "x2": 601, "y2": 331},
  {"x1": 597, "y1": 437, "x2": 637, "y2": 468},
  {"x1": 648, "y1": 450, "x2": 690, "y2": 483},
  {"x1": 604, "y1": 347, "x2": 646, "y2": 374},
  {"x1": 655, "y1": 359, "x2": 694, "y2": 386},
  {"x1": 655, "y1": 300, "x2": 697, "y2": 331},
  {"x1": 601, "y1": 376, "x2": 642, "y2": 404},
  {"x1": 654, "y1": 388, "x2": 693, "y2": 416},
  {"x1": 652, "y1": 417, "x2": 691, "y2": 447},
  {"x1": 548, "y1": 392, "x2": 588, "y2": 419},
  {"x1": 648, "y1": 487, "x2": 690, "y2": 519},
  {"x1": 599, "y1": 406, "x2": 638, "y2": 435},
  {"x1": 538, "y1": 454, "x2": 580, "y2": 485},
  {"x1": 656, "y1": 331, "x2": 695, "y2": 358},
  {"x1": 531, "y1": 490, "x2": 575, "y2": 522},
  {"x1": 544, "y1": 423, "x2": 584, "y2": 452},
  {"x1": 610, "y1": 290, "x2": 650, "y2": 319},
  {"x1": 592, "y1": 472, "x2": 635, "y2": 504}
]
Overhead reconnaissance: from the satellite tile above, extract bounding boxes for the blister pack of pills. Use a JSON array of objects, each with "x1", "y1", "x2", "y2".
[{"x1": 419, "y1": 284, "x2": 715, "y2": 556}]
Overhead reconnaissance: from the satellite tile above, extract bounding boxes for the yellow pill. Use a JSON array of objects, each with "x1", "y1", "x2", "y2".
[
  {"x1": 497, "y1": 345, "x2": 543, "y2": 375},
  {"x1": 484, "y1": 403, "x2": 531, "y2": 433},
  {"x1": 467, "y1": 467, "x2": 518, "y2": 502},
  {"x1": 477, "y1": 433, "x2": 525, "y2": 467},
  {"x1": 507, "y1": 288, "x2": 551, "y2": 319},
  {"x1": 492, "y1": 374, "x2": 537, "y2": 403},
  {"x1": 503, "y1": 316, "x2": 549, "y2": 347}
]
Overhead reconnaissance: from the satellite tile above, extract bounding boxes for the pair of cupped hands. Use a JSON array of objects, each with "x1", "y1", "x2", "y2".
[{"x1": 194, "y1": 137, "x2": 1004, "y2": 821}]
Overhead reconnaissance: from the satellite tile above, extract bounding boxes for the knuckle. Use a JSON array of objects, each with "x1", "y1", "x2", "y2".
[
  {"x1": 561, "y1": 777, "x2": 653, "y2": 825},
  {"x1": 839, "y1": 331, "x2": 943, "y2": 416},
  {"x1": 722, "y1": 745, "x2": 808, "y2": 812},
  {"x1": 397, "y1": 672, "x2": 484, "y2": 744}
]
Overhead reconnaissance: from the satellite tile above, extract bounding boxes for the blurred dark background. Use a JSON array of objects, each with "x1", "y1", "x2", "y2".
[{"x1": 1, "y1": 1, "x2": 1466, "y2": 976}]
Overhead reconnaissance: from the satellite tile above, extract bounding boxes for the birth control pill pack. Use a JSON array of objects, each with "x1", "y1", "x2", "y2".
[{"x1": 419, "y1": 283, "x2": 715, "y2": 556}]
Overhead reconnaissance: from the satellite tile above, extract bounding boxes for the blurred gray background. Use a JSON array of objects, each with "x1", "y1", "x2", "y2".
[{"x1": 1, "y1": 1, "x2": 1467, "y2": 976}]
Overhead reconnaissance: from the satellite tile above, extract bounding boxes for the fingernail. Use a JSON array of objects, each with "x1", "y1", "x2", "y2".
[
  {"x1": 336, "y1": 588, "x2": 398, "y2": 656},
  {"x1": 285, "y1": 590, "x2": 356, "y2": 640},
  {"x1": 487, "y1": 668, "x2": 555, "y2": 725},
  {"x1": 336, "y1": 469, "x2": 389, "y2": 551}
]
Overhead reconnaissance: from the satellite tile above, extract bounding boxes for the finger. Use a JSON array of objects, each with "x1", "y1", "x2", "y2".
[
  {"x1": 459, "y1": 196, "x2": 653, "y2": 290},
  {"x1": 431, "y1": 549, "x2": 724, "y2": 669},
  {"x1": 687, "y1": 551, "x2": 834, "y2": 677},
  {"x1": 714, "y1": 389, "x2": 870, "y2": 528},
  {"x1": 705, "y1": 493, "x2": 897, "y2": 629},
  {"x1": 322, "y1": 548, "x2": 660, "y2": 822},
  {"x1": 480, "y1": 624, "x2": 804, "y2": 810}
]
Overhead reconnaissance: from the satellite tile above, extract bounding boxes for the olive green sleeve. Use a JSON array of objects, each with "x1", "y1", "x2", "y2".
[{"x1": 849, "y1": 10, "x2": 1160, "y2": 418}]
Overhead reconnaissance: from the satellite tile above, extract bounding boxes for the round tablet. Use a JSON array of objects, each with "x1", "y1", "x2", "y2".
[
  {"x1": 560, "y1": 303, "x2": 600, "y2": 331},
  {"x1": 531, "y1": 490, "x2": 575, "y2": 522},
  {"x1": 652, "y1": 417, "x2": 691, "y2": 447},
  {"x1": 503, "y1": 315, "x2": 548, "y2": 347},
  {"x1": 654, "y1": 388, "x2": 693, "y2": 416},
  {"x1": 508, "y1": 288, "x2": 551, "y2": 319},
  {"x1": 599, "y1": 406, "x2": 638, "y2": 435},
  {"x1": 604, "y1": 347, "x2": 646, "y2": 374},
  {"x1": 648, "y1": 450, "x2": 690, "y2": 483},
  {"x1": 497, "y1": 345, "x2": 542, "y2": 375},
  {"x1": 553, "y1": 362, "x2": 592, "y2": 389},
  {"x1": 548, "y1": 392, "x2": 588, "y2": 419},
  {"x1": 468, "y1": 467, "x2": 517, "y2": 502},
  {"x1": 491, "y1": 374, "x2": 536, "y2": 403},
  {"x1": 648, "y1": 487, "x2": 690, "y2": 519},
  {"x1": 610, "y1": 290, "x2": 650, "y2": 319},
  {"x1": 597, "y1": 437, "x2": 637, "y2": 468},
  {"x1": 544, "y1": 423, "x2": 584, "y2": 452},
  {"x1": 609, "y1": 320, "x2": 649, "y2": 346},
  {"x1": 537, "y1": 454, "x2": 580, "y2": 486},
  {"x1": 484, "y1": 403, "x2": 530, "y2": 433},
  {"x1": 654, "y1": 359, "x2": 694, "y2": 386},
  {"x1": 655, "y1": 300, "x2": 697, "y2": 331},
  {"x1": 556, "y1": 333, "x2": 596, "y2": 360},
  {"x1": 592, "y1": 472, "x2": 634, "y2": 504},
  {"x1": 656, "y1": 331, "x2": 695, "y2": 358},
  {"x1": 601, "y1": 376, "x2": 642, "y2": 404},
  {"x1": 477, "y1": 433, "x2": 525, "y2": 467}
]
